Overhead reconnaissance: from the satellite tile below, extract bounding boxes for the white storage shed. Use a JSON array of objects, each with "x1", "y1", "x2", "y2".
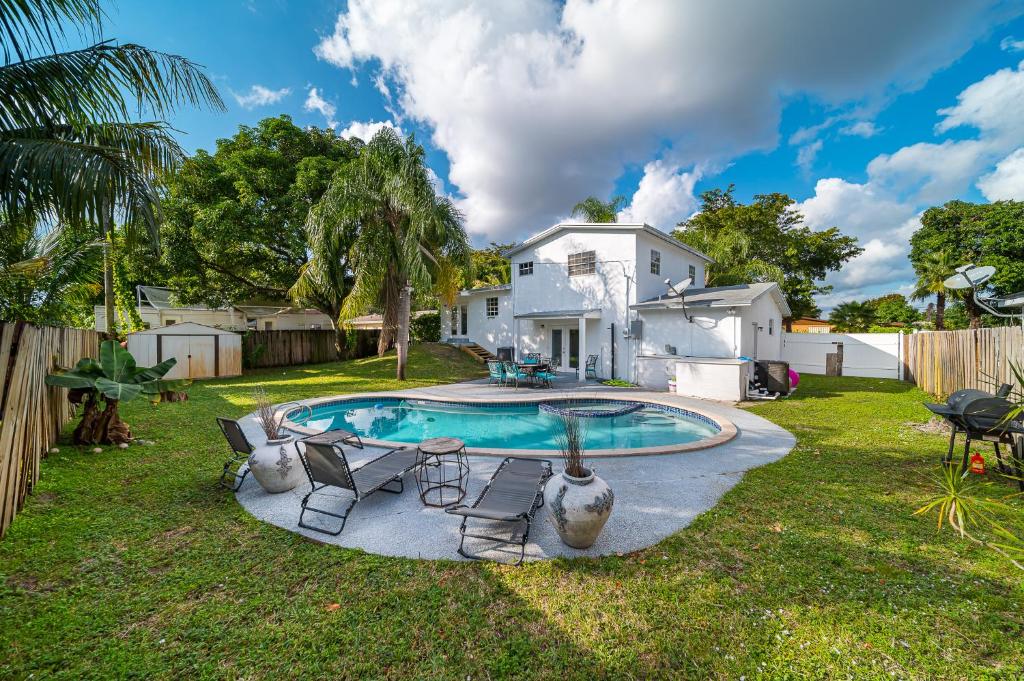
[{"x1": 126, "y1": 322, "x2": 242, "y2": 379}]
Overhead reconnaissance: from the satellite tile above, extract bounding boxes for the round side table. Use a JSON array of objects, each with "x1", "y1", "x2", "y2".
[{"x1": 416, "y1": 437, "x2": 470, "y2": 507}]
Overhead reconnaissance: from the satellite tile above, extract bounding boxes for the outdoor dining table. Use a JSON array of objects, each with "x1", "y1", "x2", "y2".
[{"x1": 516, "y1": 361, "x2": 551, "y2": 386}]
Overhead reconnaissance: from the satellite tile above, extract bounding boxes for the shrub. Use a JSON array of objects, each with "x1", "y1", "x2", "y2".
[{"x1": 411, "y1": 311, "x2": 441, "y2": 342}]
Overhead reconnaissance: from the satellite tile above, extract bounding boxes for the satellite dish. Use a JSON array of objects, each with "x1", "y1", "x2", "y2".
[
  {"x1": 944, "y1": 264, "x2": 995, "y2": 290},
  {"x1": 665, "y1": 277, "x2": 693, "y2": 296}
]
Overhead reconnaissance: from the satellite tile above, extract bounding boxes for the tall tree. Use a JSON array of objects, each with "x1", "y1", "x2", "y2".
[
  {"x1": 674, "y1": 187, "x2": 862, "y2": 319},
  {"x1": 310, "y1": 128, "x2": 469, "y2": 379},
  {"x1": 910, "y1": 200, "x2": 1024, "y2": 329},
  {"x1": 0, "y1": 0, "x2": 223, "y2": 329},
  {"x1": 161, "y1": 116, "x2": 359, "y2": 307},
  {"x1": 571, "y1": 196, "x2": 624, "y2": 223},
  {"x1": 829, "y1": 300, "x2": 876, "y2": 332},
  {"x1": 467, "y1": 242, "x2": 515, "y2": 288},
  {"x1": 910, "y1": 250, "x2": 957, "y2": 330},
  {"x1": 869, "y1": 293, "x2": 920, "y2": 326}
]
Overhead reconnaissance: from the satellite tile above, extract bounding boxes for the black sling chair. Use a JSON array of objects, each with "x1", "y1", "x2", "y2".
[
  {"x1": 295, "y1": 434, "x2": 418, "y2": 535},
  {"x1": 217, "y1": 417, "x2": 253, "y2": 491}
]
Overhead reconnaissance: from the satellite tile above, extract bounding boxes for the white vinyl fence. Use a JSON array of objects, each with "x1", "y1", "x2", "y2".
[{"x1": 781, "y1": 332, "x2": 903, "y2": 380}]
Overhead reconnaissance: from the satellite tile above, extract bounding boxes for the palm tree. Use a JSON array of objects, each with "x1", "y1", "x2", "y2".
[
  {"x1": 0, "y1": 218, "x2": 102, "y2": 325},
  {"x1": 829, "y1": 300, "x2": 876, "y2": 332},
  {"x1": 571, "y1": 196, "x2": 624, "y2": 223},
  {"x1": 0, "y1": 0, "x2": 224, "y2": 329},
  {"x1": 289, "y1": 216, "x2": 357, "y2": 358},
  {"x1": 911, "y1": 251, "x2": 958, "y2": 330},
  {"x1": 677, "y1": 222, "x2": 785, "y2": 287},
  {"x1": 308, "y1": 128, "x2": 470, "y2": 379}
]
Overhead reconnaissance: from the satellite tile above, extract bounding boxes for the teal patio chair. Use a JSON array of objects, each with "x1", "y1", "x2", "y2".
[
  {"x1": 502, "y1": 361, "x2": 531, "y2": 388},
  {"x1": 585, "y1": 354, "x2": 599, "y2": 380},
  {"x1": 487, "y1": 360, "x2": 507, "y2": 385}
]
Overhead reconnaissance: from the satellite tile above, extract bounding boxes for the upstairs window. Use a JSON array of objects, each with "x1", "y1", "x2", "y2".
[
  {"x1": 568, "y1": 250, "x2": 596, "y2": 277},
  {"x1": 688, "y1": 264, "x2": 696, "y2": 282},
  {"x1": 769, "y1": 318, "x2": 775, "y2": 336},
  {"x1": 486, "y1": 297, "x2": 499, "y2": 317},
  {"x1": 518, "y1": 261, "x2": 533, "y2": 276},
  {"x1": 650, "y1": 249, "x2": 661, "y2": 275}
]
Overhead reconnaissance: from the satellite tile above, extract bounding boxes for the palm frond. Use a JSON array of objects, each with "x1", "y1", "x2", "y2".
[
  {"x1": 0, "y1": 0, "x2": 102, "y2": 64},
  {"x1": 0, "y1": 121, "x2": 183, "y2": 234},
  {"x1": 0, "y1": 42, "x2": 224, "y2": 132}
]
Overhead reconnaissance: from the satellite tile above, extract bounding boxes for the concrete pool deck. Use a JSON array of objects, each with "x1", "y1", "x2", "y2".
[{"x1": 234, "y1": 381, "x2": 795, "y2": 562}]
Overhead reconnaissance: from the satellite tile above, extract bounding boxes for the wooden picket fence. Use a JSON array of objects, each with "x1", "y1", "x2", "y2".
[
  {"x1": 904, "y1": 326, "x2": 1024, "y2": 397},
  {"x1": 242, "y1": 329, "x2": 381, "y2": 369},
  {"x1": 0, "y1": 323, "x2": 99, "y2": 538}
]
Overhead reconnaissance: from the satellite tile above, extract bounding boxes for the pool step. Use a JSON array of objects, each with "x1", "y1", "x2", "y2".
[{"x1": 454, "y1": 342, "x2": 495, "y2": 363}]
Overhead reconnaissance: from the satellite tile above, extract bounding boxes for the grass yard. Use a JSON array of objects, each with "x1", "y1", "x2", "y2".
[{"x1": 1, "y1": 343, "x2": 1022, "y2": 679}]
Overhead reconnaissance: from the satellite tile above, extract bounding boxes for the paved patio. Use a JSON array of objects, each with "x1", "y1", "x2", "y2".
[{"x1": 233, "y1": 380, "x2": 795, "y2": 562}]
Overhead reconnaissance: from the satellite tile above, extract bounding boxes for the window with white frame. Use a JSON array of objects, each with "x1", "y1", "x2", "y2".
[
  {"x1": 650, "y1": 249, "x2": 661, "y2": 275},
  {"x1": 769, "y1": 318, "x2": 774, "y2": 335},
  {"x1": 450, "y1": 306, "x2": 459, "y2": 335},
  {"x1": 518, "y1": 261, "x2": 533, "y2": 276},
  {"x1": 568, "y1": 250, "x2": 596, "y2": 277},
  {"x1": 688, "y1": 264, "x2": 696, "y2": 282},
  {"x1": 486, "y1": 297, "x2": 498, "y2": 317}
]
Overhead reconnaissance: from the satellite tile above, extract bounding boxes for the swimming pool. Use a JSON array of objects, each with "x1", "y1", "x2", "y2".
[{"x1": 286, "y1": 397, "x2": 726, "y2": 453}]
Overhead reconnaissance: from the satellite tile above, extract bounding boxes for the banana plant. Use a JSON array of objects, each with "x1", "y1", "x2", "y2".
[{"x1": 46, "y1": 340, "x2": 190, "y2": 445}]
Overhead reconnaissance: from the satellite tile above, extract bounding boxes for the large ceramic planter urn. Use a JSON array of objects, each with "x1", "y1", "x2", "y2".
[
  {"x1": 544, "y1": 467, "x2": 614, "y2": 549},
  {"x1": 248, "y1": 436, "x2": 303, "y2": 493}
]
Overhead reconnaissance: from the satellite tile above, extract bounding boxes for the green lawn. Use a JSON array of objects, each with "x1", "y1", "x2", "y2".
[{"x1": 1, "y1": 344, "x2": 1021, "y2": 679}]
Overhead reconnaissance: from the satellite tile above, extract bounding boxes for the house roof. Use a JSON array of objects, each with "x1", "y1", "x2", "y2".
[
  {"x1": 502, "y1": 223, "x2": 713, "y2": 263},
  {"x1": 514, "y1": 308, "x2": 602, "y2": 320},
  {"x1": 346, "y1": 311, "x2": 432, "y2": 329},
  {"x1": 631, "y1": 282, "x2": 792, "y2": 317},
  {"x1": 128, "y1": 321, "x2": 238, "y2": 336},
  {"x1": 457, "y1": 283, "x2": 512, "y2": 296}
]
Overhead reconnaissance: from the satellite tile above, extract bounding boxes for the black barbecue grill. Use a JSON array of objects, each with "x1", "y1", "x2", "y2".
[{"x1": 924, "y1": 384, "x2": 1023, "y2": 488}]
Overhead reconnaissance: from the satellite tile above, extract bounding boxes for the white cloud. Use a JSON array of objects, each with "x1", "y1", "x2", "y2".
[
  {"x1": 617, "y1": 161, "x2": 701, "y2": 227},
  {"x1": 1001, "y1": 36, "x2": 1024, "y2": 52},
  {"x1": 978, "y1": 147, "x2": 1024, "y2": 200},
  {"x1": 796, "y1": 139, "x2": 823, "y2": 174},
  {"x1": 231, "y1": 84, "x2": 290, "y2": 109},
  {"x1": 304, "y1": 87, "x2": 338, "y2": 129},
  {"x1": 840, "y1": 120, "x2": 881, "y2": 137},
  {"x1": 936, "y1": 59, "x2": 1024, "y2": 140},
  {"x1": 314, "y1": 0, "x2": 1002, "y2": 241},
  {"x1": 338, "y1": 119, "x2": 404, "y2": 141}
]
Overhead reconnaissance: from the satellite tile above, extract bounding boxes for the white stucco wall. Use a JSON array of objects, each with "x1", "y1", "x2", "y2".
[
  {"x1": 634, "y1": 232, "x2": 706, "y2": 302},
  {"x1": 442, "y1": 289, "x2": 513, "y2": 354},
  {"x1": 738, "y1": 293, "x2": 785, "y2": 360},
  {"x1": 511, "y1": 230, "x2": 635, "y2": 378},
  {"x1": 636, "y1": 308, "x2": 738, "y2": 359}
]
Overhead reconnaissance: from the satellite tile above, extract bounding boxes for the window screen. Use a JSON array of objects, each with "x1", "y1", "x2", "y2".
[
  {"x1": 486, "y1": 297, "x2": 498, "y2": 317},
  {"x1": 650, "y1": 250, "x2": 661, "y2": 275}
]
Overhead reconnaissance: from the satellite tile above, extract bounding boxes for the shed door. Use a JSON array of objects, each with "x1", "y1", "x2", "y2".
[
  {"x1": 160, "y1": 336, "x2": 190, "y2": 379},
  {"x1": 187, "y1": 336, "x2": 217, "y2": 378}
]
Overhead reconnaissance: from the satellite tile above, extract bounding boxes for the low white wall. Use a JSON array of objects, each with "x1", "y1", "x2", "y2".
[{"x1": 781, "y1": 332, "x2": 903, "y2": 380}]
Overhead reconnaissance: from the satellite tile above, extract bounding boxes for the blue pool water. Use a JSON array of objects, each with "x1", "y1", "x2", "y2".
[{"x1": 290, "y1": 398, "x2": 720, "y2": 451}]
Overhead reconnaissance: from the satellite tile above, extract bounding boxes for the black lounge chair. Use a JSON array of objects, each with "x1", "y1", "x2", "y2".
[
  {"x1": 216, "y1": 417, "x2": 253, "y2": 491},
  {"x1": 295, "y1": 434, "x2": 418, "y2": 535},
  {"x1": 446, "y1": 456, "x2": 552, "y2": 565}
]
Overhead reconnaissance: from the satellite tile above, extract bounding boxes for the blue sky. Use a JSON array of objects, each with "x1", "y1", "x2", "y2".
[{"x1": 100, "y1": 1, "x2": 1024, "y2": 310}]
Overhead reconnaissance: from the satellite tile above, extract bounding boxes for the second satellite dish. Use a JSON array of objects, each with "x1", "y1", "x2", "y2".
[{"x1": 943, "y1": 264, "x2": 995, "y2": 290}]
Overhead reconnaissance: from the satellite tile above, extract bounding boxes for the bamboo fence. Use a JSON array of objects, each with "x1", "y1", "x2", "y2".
[
  {"x1": 242, "y1": 329, "x2": 380, "y2": 369},
  {"x1": 904, "y1": 326, "x2": 1023, "y2": 397},
  {"x1": 0, "y1": 323, "x2": 99, "y2": 538}
]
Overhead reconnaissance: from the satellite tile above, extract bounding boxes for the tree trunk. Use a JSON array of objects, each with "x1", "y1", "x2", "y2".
[
  {"x1": 103, "y1": 226, "x2": 116, "y2": 336},
  {"x1": 396, "y1": 282, "x2": 411, "y2": 380},
  {"x1": 72, "y1": 397, "x2": 132, "y2": 445},
  {"x1": 964, "y1": 295, "x2": 983, "y2": 329},
  {"x1": 333, "y1": 323, "x2": 347, "y2": 360},
  {"x1": 935, "y1": 291, "x2": 945, "y2": 331}
]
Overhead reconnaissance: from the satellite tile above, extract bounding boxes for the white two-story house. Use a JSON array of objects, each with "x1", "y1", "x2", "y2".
[{"x1": 442, "y1": 223, "x2": 790, "y2": 390}]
